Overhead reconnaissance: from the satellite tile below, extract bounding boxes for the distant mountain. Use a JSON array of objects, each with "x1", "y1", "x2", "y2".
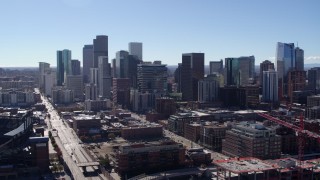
[
  {"x1": 2, "y1": 63, "x2": 320, "y2": 72},
  {"x1": 305, "y1": 64, "x2": 320, "y2": 69}
]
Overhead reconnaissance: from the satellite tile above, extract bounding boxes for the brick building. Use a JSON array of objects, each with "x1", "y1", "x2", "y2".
[
  {"x1": 184, "y1": 123, "x2": 201, "y2": 143},
  {"x1": 287, "y1": 70, "x2": 306, "y2": 102},
  {"x1": 199, "y1": 123, "x2": 227, "y2": 152},
  {"x1": 155, "y1": 97, "x2": 176, "y2": 118},
  {"x1": 168, "y1": 113, "x2": 199, "y2": 135},
  {"x1": 72, "y1": 115, "x2": 101, "y2": 135},
  {"x1": 121, "y1": 125, "x2": 163, "y2": 140},
  {"x1": 115, "y1": 140, "x2": 185, "y2": 175},
  {"x1": 113, "y1": 78, "x2": 130, "y2": 108},
  {"x1": 222, "y1": 122, "x2": 281, "y2": 159},
  {"x1": 29, "y1": 137, "x2": 49, "y2": 173}
]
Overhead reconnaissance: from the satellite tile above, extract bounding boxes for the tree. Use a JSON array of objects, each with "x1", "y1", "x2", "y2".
[
  {"x1": 52, "y1": 164, "x2": 58, "y2": 172},
  {"x1": 58, "y1": 165, "x2": 64, "y2": 172},
  {"x1": 108, "y1": 133, "x2": 116, "y2": 140},
  {"x1": 99, "y1": 154, "x2": 110, "y2": 168}
]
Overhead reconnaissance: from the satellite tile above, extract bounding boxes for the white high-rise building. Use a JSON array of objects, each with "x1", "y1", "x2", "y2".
[
  {"x1": 44, "y1": 72, "x2": 55, "y2": 96},
  {"x1": 90, "y1": 68, "x2": 99, "y2": 85},
  {"x1": 128, "y1": 42, "x2": 143, "y2": 60},
  {"x1": 262, "y1": 70, "x2": 278, "y2": 102},
  {"x1": 85, "y1": 83, "x2": 98, "y2": 100},
  {"x1": 39, "y1": 62, "x2": 50, "y2": 91}
]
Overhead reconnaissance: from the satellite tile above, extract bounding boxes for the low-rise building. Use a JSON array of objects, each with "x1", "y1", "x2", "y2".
[
  {"x1": 72, "y1": 114, "x2": 101, "y2": 135},
  {"x1": 186, "y1": 148, "x2": 211, "y2": 166},
  {"x1": 114, "y1": 140, "x2": 185, "y2": 175},
  {"x1": 168, "y1": 113, "x2": 199, "y2": 135},
  {"x1": 184, "y1": 123, "x2": 201, "y2": 143},
  {"x1": 121, "y1": 124, "x2": 163, "y2": 140},
  {"x1": 84, "y1": 99, "x2": 111, "y2": 112},
  {"x1": 199, "y1": 123, "x2": 227, "y2": 152},
  {"x1": 222, "y1": 122, "x2": 281, "y2": 159}
]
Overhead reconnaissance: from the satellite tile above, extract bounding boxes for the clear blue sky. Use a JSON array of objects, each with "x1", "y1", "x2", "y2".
[{"x1": 0, "y1": 0, "x2": 319, "y2": 67}]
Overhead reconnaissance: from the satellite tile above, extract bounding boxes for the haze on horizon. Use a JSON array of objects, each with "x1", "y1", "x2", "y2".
[{"x1": 0, "y1": 0, "x2": 319, "y2": 67}]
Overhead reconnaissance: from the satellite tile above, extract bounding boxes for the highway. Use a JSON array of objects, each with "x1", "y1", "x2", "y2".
[{"x1": 37, "y1": 89, "x2": 101, "y2": 180}]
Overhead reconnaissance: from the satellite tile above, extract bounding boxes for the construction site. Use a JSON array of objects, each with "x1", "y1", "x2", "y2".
[
  {"x1": 213, "y1": 112, "x2": 320, "y2": 180},
  {"x1": 213, "y1": 157, "x2": 320, "y2": 180}
]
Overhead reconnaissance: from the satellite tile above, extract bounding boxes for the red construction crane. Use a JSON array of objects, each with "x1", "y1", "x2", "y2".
[
  {"x1": 258, "y1": 112, "x2": 320, "y2": 180},
  {"x1": 257, "y1": 113, "x2": 320, "y2": 161}
]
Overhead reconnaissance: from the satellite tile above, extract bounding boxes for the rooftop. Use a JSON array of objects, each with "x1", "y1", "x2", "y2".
[{"x1": 213, "y1": 157, "x2": 274, "y2": 174}]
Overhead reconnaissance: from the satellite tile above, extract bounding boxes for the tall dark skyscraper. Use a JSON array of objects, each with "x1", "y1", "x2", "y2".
[
  {"x1": 276, "y1": 42, "x2": 295, "y2": 81},
  {"x1": 71, "y1": 59, "x2": 81, "y2": 75},
  {"x1": 308, "y1": 67, "x2": 320, "y2": 92},
  {"x1": 225, "y1": 56, "x2": 255, "y2": 86},
  {"x1": 127, "y1": 55, "x2": 141, "y2": 88},
  {"x1": 98, "y1": 56, "x2": 111, "y2": 98},
  {"x1": 295, "y1": 47, "x2": 304, "y2": 71},
  {"x1": 180, "y1": 53, "x2": 204, "y2": 101},
  {"x1": 115, "y1": 50, "x2": 129, "y2": 78},
  {"x1": 93, "y1": 35, "x2": 108, "y2": 68},
  {"x1": 83, "y1": 45, "x2": 93, "y2": 83},
  {"x1": 276, "y1": 42, "x2": 296, "y2": 97},
  {"x1": 56, "y1": 49, "x2": 71, "y2": 86},
  {"x1": 57, "y1": 51, "x2": 64, "y2": 86}
]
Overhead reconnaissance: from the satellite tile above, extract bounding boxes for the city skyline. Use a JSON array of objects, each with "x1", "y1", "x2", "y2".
[{"x1": 0, "y1": 0, "x2": 319, "y2": 67}]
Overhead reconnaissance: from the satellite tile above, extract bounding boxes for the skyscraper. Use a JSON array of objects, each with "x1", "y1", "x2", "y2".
[
  {"x1": 198, "y1": 74, "x2": 220, "y2": 102},
  {"x1": 295, "y1": 47, "x2": 304, "y2": 71},
  {"x1": 137, "y1": 62, "x2": 167, "y2": 93},
  {"x1": 113, "y1": 78, "x2": 131, "y2": 108},
  {"x1": 56, "y1": 51, "x2": 64, "y2": 86},
  {"x1": 90, "y1": 68, "x2": 99, "y2": 85},
  {"x1": 83, "y1": 45, "x2": 94, "y2": 83},
  {"x1": 85, "y1": 83, "x2": 98, "y2": 100},
  {"x1": 71, "y1": 59, "x2": 81, "y2": 75},
  {"x1": 39, "y1": 62, "x2": 50, "y2": 91},
  {"x1": 66, "y1": 75, "x2": 83, "y2": 100},
  {"x1": 115, "y1": 50, "x2": 129, "y2": 78},
  {"x1": 56, "y1": 49, "x2": 71, "y2": 86},
  {"x1": 225, "y1": 56, "x2": 255, "y2": 86},
  {"x1": 127, "y1": 55, "x2": 141, "y2": 88},
  {"x1": 262, "y1": 70, "x2": 278, "y2": 103},
  {"x1": 308, "y1": 67, "x2": 320, "y2": 92},
  {"x1": 98, "y1": 56, "x2": 111, "y2": 99},
  {"x1": 209, "y1": 60, "x2": 223, "y2": 74},
  {"x1": 260, "y1": 60, "x2": 275, "y2": 85},
  {"x1": 287, "y1": 70, "x2": 306, "y2": 102},
  {"x1": 180, "y1": 53, "x2": 204, "y2": 101},
  {"x1": 93, "y1": 35, "x2": 108, "y2": 68},
  {"x1": 44, "y1": 72, "x2": 55, "y2": 96},
  {"x1": 128, "y1": 42, "x2": 143, "y2": 60},
  {"x1": 276, "y1": 42, "x2": 295, "y2": 80}
]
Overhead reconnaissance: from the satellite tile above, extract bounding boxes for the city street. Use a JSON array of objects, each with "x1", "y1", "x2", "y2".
[{"x1": 37, "y1": 89, "x2": 101, "y2": 180}]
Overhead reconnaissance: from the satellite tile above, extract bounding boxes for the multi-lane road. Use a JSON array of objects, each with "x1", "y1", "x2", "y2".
[{"x1": 37, "y1": 89, "x2": 102, "y2": 180}]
